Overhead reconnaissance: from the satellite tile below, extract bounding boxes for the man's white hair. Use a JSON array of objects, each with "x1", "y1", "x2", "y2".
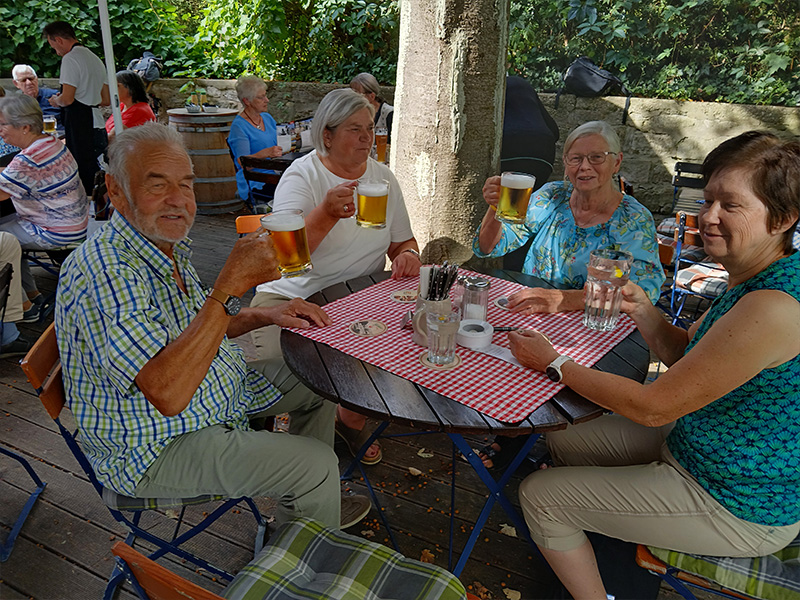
[{"x1": 12, "y1": 65, "x2": 37, "y2": 81}]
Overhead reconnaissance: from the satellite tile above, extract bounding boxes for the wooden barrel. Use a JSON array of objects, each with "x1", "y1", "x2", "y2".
[{"x1": 167, "y1": 108, "x2": 243, "y2": 214}]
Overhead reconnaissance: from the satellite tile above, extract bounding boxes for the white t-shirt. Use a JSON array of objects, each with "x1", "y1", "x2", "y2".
[
  {"x1": 60, "y1": 45, "x2": 107, "y2": 129},
  {"x1": 256, "y1": 151, "x2": 415, "y2": 299}
]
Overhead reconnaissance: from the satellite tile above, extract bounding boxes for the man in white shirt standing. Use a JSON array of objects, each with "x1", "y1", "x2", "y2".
[{"x1": 43, "y1": 21, "x2": 109, "y2": 195}]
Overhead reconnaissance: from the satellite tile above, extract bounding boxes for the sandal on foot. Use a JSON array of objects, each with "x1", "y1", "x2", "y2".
[
  {"x1": 474, "y1": 436, "x2": 528, "y2": 471},
  {"x1": 335, "y1": 420, "x2": 383, "y2": 465}
]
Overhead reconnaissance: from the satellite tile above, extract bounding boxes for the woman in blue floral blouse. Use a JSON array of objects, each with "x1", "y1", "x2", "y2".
[
  {"x1": 474, "y1": 120, "x2": 664, "y2": 313},
  {"x1": 473, "y1": 120, "x2": 664, "y2": 469}
]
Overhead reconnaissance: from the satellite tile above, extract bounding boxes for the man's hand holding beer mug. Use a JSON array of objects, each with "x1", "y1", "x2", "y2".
[{"x1": 213, "y1": 224, "x2": 330, "y2": 335}]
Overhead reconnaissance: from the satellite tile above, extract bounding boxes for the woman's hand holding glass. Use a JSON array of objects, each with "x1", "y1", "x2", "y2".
[
  {"x1": 482, "y1": 175, "x2": 502, "y2": 208},
  {"x1": 322, "y1": 180, "x2": 358, "y2": 220}
]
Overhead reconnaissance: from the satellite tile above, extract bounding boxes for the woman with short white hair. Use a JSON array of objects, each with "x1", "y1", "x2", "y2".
[
  {"x1": 227, "y1": 75, "x2": 283, "y2": 203},
  {"x1": 251, "y1": 88, "x2": 421, "y2": 465}
]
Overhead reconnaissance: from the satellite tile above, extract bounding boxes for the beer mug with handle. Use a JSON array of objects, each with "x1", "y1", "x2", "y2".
[{"x1": 260, "y1": 209, "x2": 313, "y2": 277}]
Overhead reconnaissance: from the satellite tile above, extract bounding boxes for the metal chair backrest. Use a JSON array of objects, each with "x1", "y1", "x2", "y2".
[
  {"x1": 111, "y1": 542, "x2": 224, "y2": 600},
  {"x1": 672, "y1": 161, "x2": 705, "y2": 214}
]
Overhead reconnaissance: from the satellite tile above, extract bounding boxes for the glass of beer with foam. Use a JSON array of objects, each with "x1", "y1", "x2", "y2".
[
  {"x1": 356, "y1": 178, "x2": 389, "y2": 229},
  {"x1": 495, "y1": 171, "x2": 536, "y2": 224},
  {"x1": 260, "y1": 209, "x2": 312, "y2": 277},
  {"x1": 43, "y1": 116, "x2": 57, "y2": 135},
  {"x1": 375, "y1": 128, "x2": 388, "y2": 163}
]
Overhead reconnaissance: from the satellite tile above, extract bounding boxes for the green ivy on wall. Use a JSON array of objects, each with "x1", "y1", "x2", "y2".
[{"x1": 2, "y1": 0, "x2": 797, "y2": 105}]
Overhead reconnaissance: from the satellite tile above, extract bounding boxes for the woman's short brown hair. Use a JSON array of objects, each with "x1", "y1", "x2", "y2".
[{"x1": 703, "y1": 131, "x2": 800, "y2": 253}]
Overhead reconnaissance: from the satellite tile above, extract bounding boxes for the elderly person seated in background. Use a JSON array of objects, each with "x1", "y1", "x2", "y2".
[
  {"x1": 508, "y1": 130, "x2": 800, "y2": 600},
  {"x1": 0, "y1": 94, "x2": 87, "y2": 321},
  {"x1": 349, "y1": 73, "x2": 394, "y2": 147},
  {"x1": 473, "y1": 120, "x2": 664, "y2": 470},
  {"x1": 227, "y1": 75, "x2": 283, "y2": 205},
  {"x1": 251, "y1": 88, "x2": 421, "y2": 465},
  {"x1": 104, "y1": 70, "x2": 156, "y2": 142},
  {"x1": 12, "y1": 64, "x2": 63, "y2": 128}
]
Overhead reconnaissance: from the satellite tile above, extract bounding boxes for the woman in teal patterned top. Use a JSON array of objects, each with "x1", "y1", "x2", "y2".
[{"x1": 508, "y1": 131, "x2": 800, "y2": 600}]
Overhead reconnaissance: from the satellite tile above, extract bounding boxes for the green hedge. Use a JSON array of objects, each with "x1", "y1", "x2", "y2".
[{"x1": 2, "y1": 0, "x2": 797, "y2": 106}]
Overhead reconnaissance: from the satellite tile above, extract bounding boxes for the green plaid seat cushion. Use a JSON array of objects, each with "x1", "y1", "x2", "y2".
[
  {"x1": 102, "y1": 487, "x2": 226, "y2": 511},
  {"x1": 649, "y1": 534, "x2": 800, "y2": 600},
  {"x1": 675, "y1": 262, "x2": 728, "y2": 297},
  {"x1": 223, "y1": 518, "x2": 467, "y2": 600}
]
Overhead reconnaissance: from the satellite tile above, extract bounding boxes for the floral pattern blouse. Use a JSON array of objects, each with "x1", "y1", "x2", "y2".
[{"x1": 473, "y1": 180, "x2": 665, "y2": 303}]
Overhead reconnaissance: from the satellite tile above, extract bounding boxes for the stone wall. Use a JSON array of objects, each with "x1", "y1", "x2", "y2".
[{"x1": 3, "y1": 76, "x2": 798, "y2": 213}]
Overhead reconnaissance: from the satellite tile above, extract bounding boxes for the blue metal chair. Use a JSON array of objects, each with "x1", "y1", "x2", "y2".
[
  {"x1": 0, "y1": 446, "x2": 46, "y2": 562},
  {"x1": 0, "y1": 261, "x2": 47, "y2": 561},
  {"x1": 20, "y1": 323, "x2": 267, "y2": 600},
  {"x1": 671, "y1": 161, "x2": 705, "y2": 215},
  {"x1": 657, "y1": 212, "x2": 728, "y2": 328}
]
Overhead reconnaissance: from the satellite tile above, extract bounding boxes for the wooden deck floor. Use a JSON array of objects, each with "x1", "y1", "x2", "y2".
[{"x1": 0, "y1": 211, "x2": 699, "y2": 600}]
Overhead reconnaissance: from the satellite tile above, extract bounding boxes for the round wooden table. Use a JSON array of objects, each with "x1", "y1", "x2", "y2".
[{"x1": 281, "y1": 268, "x2": 651, "y2": 575}]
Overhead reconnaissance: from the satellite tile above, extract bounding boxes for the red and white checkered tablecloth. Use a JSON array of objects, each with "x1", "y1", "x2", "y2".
[{"x1": 291, "y1": 271, "x2": 636, "y2": 423}]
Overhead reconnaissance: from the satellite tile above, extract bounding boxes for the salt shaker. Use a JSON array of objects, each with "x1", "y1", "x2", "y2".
[{"x1": 460, "y1": 277, "x2": 490, "y2": 321}]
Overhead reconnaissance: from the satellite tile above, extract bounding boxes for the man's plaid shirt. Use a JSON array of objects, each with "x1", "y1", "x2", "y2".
[{"x1": 55, "y1": 212, "x2": 281, "y2": 496}]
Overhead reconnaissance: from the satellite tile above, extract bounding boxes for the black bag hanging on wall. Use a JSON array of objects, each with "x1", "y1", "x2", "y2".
[{"x1": 555, "y1": 56, "x2": 633, "y2": 124}]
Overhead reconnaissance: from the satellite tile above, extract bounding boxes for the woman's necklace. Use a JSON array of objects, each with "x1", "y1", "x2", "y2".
[{"x1": 243, "y1": 109, "x2": 263, "y2": 131}]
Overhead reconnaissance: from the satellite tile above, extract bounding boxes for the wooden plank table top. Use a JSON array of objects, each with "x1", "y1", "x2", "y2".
[{"x1": 281, "y1": 269, "x2": 650, "y2": 436}]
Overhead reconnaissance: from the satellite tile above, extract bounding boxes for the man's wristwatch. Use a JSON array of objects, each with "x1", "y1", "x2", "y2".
[
  {"x1": 545, "y1": 355, "x2": 574, "y2": 383},
  {"x1": 207, "y1": 288, "x2": 242, "y2": 316}
]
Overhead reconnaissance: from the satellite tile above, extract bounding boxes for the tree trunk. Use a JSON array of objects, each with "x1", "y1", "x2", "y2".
[{"x1": 392, "y1": 0, "x2": 508, "y2": 265}]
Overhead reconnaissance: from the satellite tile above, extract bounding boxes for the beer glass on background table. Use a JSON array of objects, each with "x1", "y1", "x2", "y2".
[
  {"x1": 356, "y1": 178, "x2": 389, "y2": 229},
  {"x1": 583, "y1": 248, "x2": 633, "y2": 331},
  {"x1": 495, "y1": 172, "x2": 536, "y2": 224},
  {"x1": 260, "y1": 209, "x2": 313, "y2": 277},
  {"x1": 375, "y1": 128, "x2": 388, "y2": 163},
  {"x1": 43, "y1": 116, "x2": 57, "y2": 136}
]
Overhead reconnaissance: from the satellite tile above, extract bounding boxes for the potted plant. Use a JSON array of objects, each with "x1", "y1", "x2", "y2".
[{"x1": 179, "y1": 80, "x2": 202, "y2": 112}]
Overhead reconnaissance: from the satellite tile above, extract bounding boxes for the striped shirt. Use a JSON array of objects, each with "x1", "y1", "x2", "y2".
[
  {"x1": 0, "y1": 136, "x2": 87, "y2": 246},
  {"x1": 55, "y1": 212, "x2": 281, "y2": 496}
]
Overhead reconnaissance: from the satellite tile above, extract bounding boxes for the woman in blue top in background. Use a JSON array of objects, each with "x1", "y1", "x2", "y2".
[
  {"x1": 473, "y1": 120, "x2": 664, "y2": 469},
  {"x1": 227, "y1": 76, "x2": 283, "y2": 203},
  {"x1": 509, "y1": 131, "x2": 800, "y2": 600}
]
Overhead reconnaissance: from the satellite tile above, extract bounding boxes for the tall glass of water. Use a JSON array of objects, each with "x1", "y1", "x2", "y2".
[
  {"x1": 426, "y1": 307, "x2": 461, "y2": 365},
  {"x1": 583, "y1": 249, "x2": 633, "y2": 331}
]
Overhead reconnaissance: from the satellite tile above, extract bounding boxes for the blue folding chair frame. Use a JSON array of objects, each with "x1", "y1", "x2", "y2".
[
  {"x1": 20, "y1": 324, "x2": 267, "y2": 600},
  {"x1": 0, "y1": 446, "x2": 46, "y2": 562},
  {"x1": 339, "y1": 423, "x2": 537, "y2": 576}
]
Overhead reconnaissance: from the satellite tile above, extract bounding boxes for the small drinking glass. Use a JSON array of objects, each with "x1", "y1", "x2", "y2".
[
  {"x1": 583, "y1": 249, "x2": 633, "y2": 331},
  {"x1": 426, "y1": 308, "x2": 461, "y2": 365}
]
